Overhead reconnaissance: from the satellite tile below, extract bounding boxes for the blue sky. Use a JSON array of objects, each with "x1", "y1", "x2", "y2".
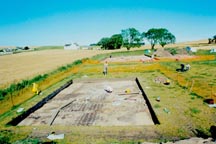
[{"x1": 0, "y1": 0, "x2": 215, "y2": 46}]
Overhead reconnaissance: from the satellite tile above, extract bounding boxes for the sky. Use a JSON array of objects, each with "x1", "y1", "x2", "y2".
[{"x1": 0, "y1": 0, "x2": 215, "y2": 46}]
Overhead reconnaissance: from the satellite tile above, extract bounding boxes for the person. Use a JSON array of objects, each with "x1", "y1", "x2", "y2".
[
  {"x1": 176, "y1": 64, "x2": 185, "y2": 72},
  {"x1": 185, "y1": 64, "x2": 191, "y2": 71},
  {"x1": 103, "y1": 61, "x2": 108, "y2": 76}
]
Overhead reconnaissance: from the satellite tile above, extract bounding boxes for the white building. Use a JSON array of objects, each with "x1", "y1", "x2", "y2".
[{"x1": 64, "y1": 43, "x2": 80, "y2": 50}]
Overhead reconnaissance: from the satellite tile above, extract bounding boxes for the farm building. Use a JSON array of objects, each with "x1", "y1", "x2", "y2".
[{"x1": 64, "y1": 43, "x2": 80, "y2": 50}]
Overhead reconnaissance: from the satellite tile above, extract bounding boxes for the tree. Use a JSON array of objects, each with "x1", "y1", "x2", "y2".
[
  {"x1": 208, "y1": 38, "x2": 212, "y2": 44},
  {"x1": 97, "y1": 37, "x2": 110, "y2": 50},
  {"x1": 144, "y1": 28, "x2": 160, "y2": 50},
  {"x1": 144, "y1": 28, "x2": 176, "y2": 50},
  {"x1": 24, "y1": 46, "x2": 30, "y2": 50},
  {"x1": 158, "y1": 28, "x2": 176, "y2": 47},
  {"x1": 97, "y1": 34, "x2": 123, "y2": 50},
  {"x1": 108, "y1": 34, "x2": 123, "y2": 49},
  {"x1": 208, "y1": 35, "x2": 216, "y2": 44},
  {"x1": 214, "y1": 35, "x2": 216, "y2": 43},
  {"x1": 121, "y1": 28, "x2": 142, "y2": 50}
]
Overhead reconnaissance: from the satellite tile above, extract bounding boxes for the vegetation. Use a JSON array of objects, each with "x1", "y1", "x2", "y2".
[
  {"x1": 0, "y1": 59, "x2": 85, "y2": 114},
  {"x1": 97, "y1": 27, "x2": 176, "y2": 50},
  {"x1": 0, "y1": 49, "x2": 106, "y2": 89},
  {"x1": 98, "y1": 34, "x2": 123, "y2": 50},
  {"x1": 158, "y1": 29, "x2": 176, "y2": 47},
  {"x1": 164, "y1": 47, "x2": 178, "y2": 55},
  {"x1": 34, "y1": 46, "x2": 64, "y2": 51},
  {"x1": 0, "y1": 46, "x2": 216, "y2": 143},
  {"x1": 208, "y1": 35, "x2": 216, "y2": 44},
  {"x1": 121, "y1": 28, "x2": 143, "y2": 50},
  {"x1": 0, "y1": 130, "x2": 10, "y2": 144},
  {"x1": 144, "y1": 28, "x2": 175, "y2": 50},
  {"x1": 0, "y1": 74, "x2": 48, "y2": 100},
  {"x1": 91, "y1": 49, "x2": 145, "y2": 61}
]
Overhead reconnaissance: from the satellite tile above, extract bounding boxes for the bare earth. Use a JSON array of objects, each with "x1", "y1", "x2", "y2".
[
  {"x1": 103, "y1": 55, "x2": 200, "y2": 63},
  {"x1": 18, "y1": 78, "x2": 154, "y2": 126}
]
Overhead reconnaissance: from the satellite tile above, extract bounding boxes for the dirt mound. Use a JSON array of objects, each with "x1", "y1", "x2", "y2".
[
  {"x1": 103, "y1": 55, "x2": 152, "y2": 62},
  {"x1": 177, "y1": 48, "x2": 189, "y2": 55},
  {"x1": 154, "y1": 49, "x2": 172, "y2": 57}
]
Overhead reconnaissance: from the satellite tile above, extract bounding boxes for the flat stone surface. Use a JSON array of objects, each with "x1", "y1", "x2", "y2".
[{"x1": 19, "y1": 78, "x2": 154, "y2": 126}]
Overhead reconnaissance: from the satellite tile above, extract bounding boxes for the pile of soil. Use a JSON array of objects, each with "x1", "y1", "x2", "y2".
[
  {"x1": 154, "y1": 48, "x2": 172, "y2": 57},
  {"x1": 177, "y1": 48, "x2": 189, "y2": 55},
  {"x1": 103, "y1": 55, "x2": 152, "y2": 62}
]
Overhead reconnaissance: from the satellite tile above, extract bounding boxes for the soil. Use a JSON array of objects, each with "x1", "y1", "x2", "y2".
[
  {"x1": 103, "y1": 54, "x2": 198, "y2": 63},
  {"x1": 103, "y1": 55, "x2": 152, "y2": 62},
  {"x1": 18, "y1": 78, "x2": 154, "y2": 126}
]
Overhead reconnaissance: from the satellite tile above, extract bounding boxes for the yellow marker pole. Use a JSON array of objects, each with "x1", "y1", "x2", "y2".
[{"x1": 32, "y1": 83, "x2": 39, "y2": 94}]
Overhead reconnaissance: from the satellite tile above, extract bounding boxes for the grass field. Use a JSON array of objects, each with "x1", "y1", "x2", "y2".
[
  {"x1": 0, "y1": 40, "x2": 216, "y2": 143},
  {"x1": 1, "y1": 60, "x2": 216, "y2": 143}
]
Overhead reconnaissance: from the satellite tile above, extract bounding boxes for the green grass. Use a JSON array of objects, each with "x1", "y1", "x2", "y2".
[
  {"x1": 0, "y1": 58, "x2": 84, "y2": 102},
  {"x1": 195, "y1": 49, "x2": 216, "y2": 56},
  {"x1": 160, "y1": 60, "x2": 216, "y2": 84},
  {"x1": 1, "y1": 49, "x2": 216, "y2": 143},
  {"x1": 92, "y1": 49, "x2": 145, "y2": 61},
  {"x1": 190, "y1": 108, "x2": 201, "y2": 114}
]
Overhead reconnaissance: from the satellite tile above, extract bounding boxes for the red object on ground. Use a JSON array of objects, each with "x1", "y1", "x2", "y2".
[{"x1": 204, "y1": 98, "x2": 214, "y2": 104}]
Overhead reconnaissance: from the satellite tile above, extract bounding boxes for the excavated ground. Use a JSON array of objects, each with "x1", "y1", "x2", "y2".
[{"x1": 19, "y1": 78, "x2": 154, "y2": 126}]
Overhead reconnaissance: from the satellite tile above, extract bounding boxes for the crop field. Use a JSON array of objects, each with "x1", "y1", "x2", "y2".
[
  {"x1": 0, "y1": 41, "x2": 216, "y2": 143},
  {"x1": 0, "y1": 40, "x2": 213, "y2": 89},
  {"x1": 0, "y1": 49, "x2": 116, "y2": 89}
]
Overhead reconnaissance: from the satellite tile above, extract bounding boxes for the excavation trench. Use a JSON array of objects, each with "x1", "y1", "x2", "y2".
[{"x1": 8, "y1": 78, "x2": 159, "y2": 126}]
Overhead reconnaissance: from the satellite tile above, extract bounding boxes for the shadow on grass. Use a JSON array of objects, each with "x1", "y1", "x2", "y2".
[{"x1": 192, "y1": 129, "x2": 209, "y2": 139}]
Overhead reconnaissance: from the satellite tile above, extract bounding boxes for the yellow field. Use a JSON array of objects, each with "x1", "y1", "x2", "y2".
[
  {"x1": 0, "y1": 49, "x2": 113, "y2": 88},
  {"x1": 0, "y1": 39, "x2": 214, "y2": 88}
]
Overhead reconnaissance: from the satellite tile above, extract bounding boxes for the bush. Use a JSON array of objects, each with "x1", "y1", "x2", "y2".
[
  {"x1": 0, "y1": 130, "x2": 11, "y2": 144},
  {"x1": 190, "y1": 107, "x2": 201, "y2": 114},
  {"x1": 13, "y1": 138, "x2": 41, "y2": 144},
  {"x1": 0, "y1": 90, "x2": 7, "y2": 100},
  {"x1": 0, "y1": 74, "x2": 49, "y2": 101},
  {"x1": 73, "y1": 59, "x2": 82, "y2": 65},
  {"x1": 0, "y1": 135, "x2": 10, "y2": 144},
  {"x1": 23, "y1": 46, "x2": 30, "y2": 50},
  {"x1": 165, "y1": 48, "x2": 177, "y2": 55},
  {"x1": 58, "y1": 66, "x2": 67, "y2": 72}
]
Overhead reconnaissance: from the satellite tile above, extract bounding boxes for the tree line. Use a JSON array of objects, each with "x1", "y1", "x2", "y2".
[
  {"x1": 208, "y1": 35, "x2": 216, "y2": 44},
  {"x1": 94, "y1": 28, "x2": 176, "y2": 50}
]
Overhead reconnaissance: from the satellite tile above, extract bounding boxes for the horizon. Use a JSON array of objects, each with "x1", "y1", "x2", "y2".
[{"x1": 0, "y1": 0, "x2": 215, "y2": 46}]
